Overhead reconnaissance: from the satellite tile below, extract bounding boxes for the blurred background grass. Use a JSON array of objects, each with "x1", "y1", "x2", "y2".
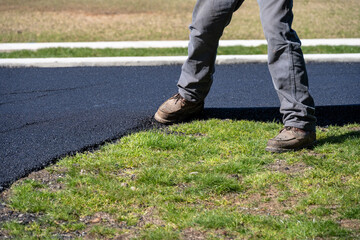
[{"x1": 1, "y1": 0, "x2": 359, "y2": 43}]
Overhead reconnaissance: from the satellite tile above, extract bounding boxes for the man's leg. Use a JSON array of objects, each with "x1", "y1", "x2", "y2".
[
  {"x1": 155, "y1": 0, "x2": 243, "y2": 123},
  {"x1": 257, "y1": 0, "x2": 317, "y2": 152},
  {"x1": 178, "y1": 0, "x2": 243, "y2": 102}
]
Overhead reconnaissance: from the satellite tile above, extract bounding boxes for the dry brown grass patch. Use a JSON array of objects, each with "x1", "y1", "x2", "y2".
[
  {"x1": 222, "y1": 187, "x2": 302, "y2": 217},
  {"x1": 340, "y1": 219, "x2": 360, "y2": 231},
  {"x1": 266, "y1": 159, "x2": 313, "y2": 175},
  {"x1": 181, "y1": 227, "x2": 207, "y2": 240}
]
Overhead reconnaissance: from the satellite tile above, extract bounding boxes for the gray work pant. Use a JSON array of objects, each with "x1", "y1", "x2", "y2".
[{"x1": 177, "y1": 0, "x2": 316, "y2": 131}]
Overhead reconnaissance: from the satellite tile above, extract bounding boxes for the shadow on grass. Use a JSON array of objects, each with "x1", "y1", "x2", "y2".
[
  {"x1": 200, "y1": 104, "x2": 360, "y2": 147},
  {"x1": 315, "y1": 130, "x2": 360, "y2": 147},
  {"x1": 201, "y1": 104, "x2": 360, "y2": 127}
]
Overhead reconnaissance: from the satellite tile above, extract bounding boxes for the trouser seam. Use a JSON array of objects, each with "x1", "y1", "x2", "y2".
[{"x1": 289, "y1": 44, "x2": 296, "y2": 101}]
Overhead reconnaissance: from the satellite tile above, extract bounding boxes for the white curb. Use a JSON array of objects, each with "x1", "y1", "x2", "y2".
[
  {"x1": 1, "y1": 54, "x2": 359, "y2": 68},
  {"x1": 300, "y1": 38, "x2": 360, "y2": 46},
  {"x1": 0, "y1": 39, "x2": 359, "y2": 52},
  {"x1": 0, "y1": 56, "x2": 186, "y2": 68}
]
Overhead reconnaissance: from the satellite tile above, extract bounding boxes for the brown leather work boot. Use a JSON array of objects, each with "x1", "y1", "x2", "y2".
[
  {"x1": 265, "y1": 127, "x2": 316, "y2": 153},
  {"x1": 154, "y1": 93, "x2": 204, "y2": 124}
]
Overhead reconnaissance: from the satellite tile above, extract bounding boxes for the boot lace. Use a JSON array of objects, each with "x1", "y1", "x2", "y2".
[
  {"x1": 280, "y1": 126, "x2": 293, "y2": 133},
  {"x1": 173, "y1": 93, "x2": 183, "y2": 104}
]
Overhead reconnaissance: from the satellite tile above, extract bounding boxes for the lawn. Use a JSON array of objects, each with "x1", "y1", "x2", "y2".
[
  {"x1": 1, "y1": 120, "x2": 359, "y2": 239},
  {"x1": 1, "y1": 1, "x2": 359, "y2": 239},
  {"x1": 1, "y1": 0, "x2": 359, "y2": 43},
  {"x1": 1, "y1": 45, "x2": 360, "y2": 59}
]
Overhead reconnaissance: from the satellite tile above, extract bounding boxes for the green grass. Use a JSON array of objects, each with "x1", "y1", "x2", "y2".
[
  {"x1": 1, "y1": 120, "x2": 359, "y2": 239},
  {"x1": 1, "y1": 45, "x2": 359, "y2": 58}
]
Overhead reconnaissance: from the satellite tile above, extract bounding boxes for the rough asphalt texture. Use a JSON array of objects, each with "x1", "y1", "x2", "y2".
[{"x1": 1, "y1": 63, "x2": 360, "y2": 190}]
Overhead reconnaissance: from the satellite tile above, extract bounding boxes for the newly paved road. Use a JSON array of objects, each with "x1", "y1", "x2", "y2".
[{"x1": 1, "y1": 62, "x2": 360, "y2": 190}]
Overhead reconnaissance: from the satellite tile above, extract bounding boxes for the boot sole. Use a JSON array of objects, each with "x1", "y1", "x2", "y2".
[
  {"x1": 265, "y1": 141, "x2": 316, "y2": 153},
  {"x1": 154, "y1": 107, "x2": 204, "y2": 125},
  {"x1": 154, "y1": 112, "x2": 177, "y2": 124}
]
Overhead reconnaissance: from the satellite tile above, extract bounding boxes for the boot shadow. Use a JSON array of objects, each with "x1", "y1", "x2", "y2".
[
  {"x1": 315, "y1": 130, "x2": 360, "y2": 147},
  {"x1": 201, "y1": 104, "x2": 360, "y2": 127},
  {"x1": 199, "y1": 104, "x2": 360, "y2": 148}
]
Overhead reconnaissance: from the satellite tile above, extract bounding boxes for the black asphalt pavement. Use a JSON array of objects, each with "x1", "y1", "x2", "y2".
[{"x1": 1, "y1": 62, "x2": 360, "y2": 190}]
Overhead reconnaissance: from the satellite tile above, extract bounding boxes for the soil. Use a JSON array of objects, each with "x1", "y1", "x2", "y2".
[{"x1": 266, "y1": 159, "x2": 313, "y2": 175}]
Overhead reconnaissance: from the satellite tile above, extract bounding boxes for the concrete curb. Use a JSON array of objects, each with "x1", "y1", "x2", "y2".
[
  {"x1": 1, "y1": 54, "x2": 359, "y2": 68},
  {"x1": 0, "y1": 39, "x2": 359, "y2": 52}
]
